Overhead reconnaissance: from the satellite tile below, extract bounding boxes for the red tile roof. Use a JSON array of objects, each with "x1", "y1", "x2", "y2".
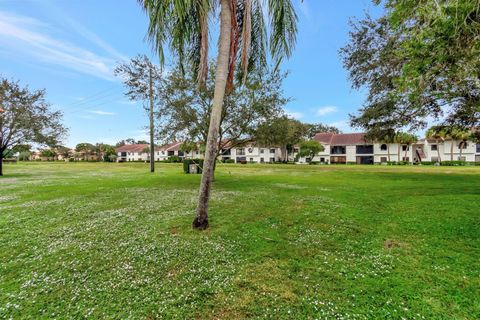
[
  {"x1": 158, "y1": 141, "x2": 183, "y2": 151},
  {"x1": 313, "y1": 132, "x2": 368, "y2": 146},
  {"x1": 116, "y1": 144, "x2": 149, "y2": 153}
]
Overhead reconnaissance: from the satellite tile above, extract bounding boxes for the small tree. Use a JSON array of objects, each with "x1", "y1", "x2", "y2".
[
  {"x1": 298, "y1": 140, "x2": 324, "y2": 162},
  {"x1": 75, "y1": 143, "x2": 96, "y2": 161},
  {"x1": 40, "y1": 149, "x2": 57, "y2": 161},
  {"x1": 0, "y1": 78, "x2": 66, "y2": 175},
  {"x1": 180, "y1": 141, "x2": 197, "y2": 159}
]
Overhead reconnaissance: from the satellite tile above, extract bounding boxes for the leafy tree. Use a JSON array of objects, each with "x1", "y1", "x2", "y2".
[
  {"x1": 297, "y1": 140, "x2": 324, "y2": 161},
  {"x1": 115, "y1": 140, "x2": 126, "y2": 147},
  {"x1": 115, "y1": 55, "x2": 163, "y2": 173},
  {"x1": 140, "y1": 0, "x2": 298, "y2": 230},
  {"x1": 254, "y1": 116, "x2": 306, "y2": 162},
  {"x1": 56, "y1": 146, "x2": 71, "y2": 160},
  {"x1": 157, "y1": 62, "x2": 287, "y2": 157},
  {"x1": 18, "y1": 151, "x2": 31, "y2": 161},
  {"x1": 341, "y1": 1, "x2": 480, "y2": 134},
  {"x1": 75, "y1": 143, "x2": 96, "y2": 161},
  {"x1": 96, "y1": 143, "x2": 116, "y2": 162},
  {"x1": 180, "y1": 141, "x2": 198, "y2": 159},
  {"x1": 304, "y1": 123, "x2": 341, "y2": 139},
  {"x1": 40, "y1": 149, "x2": 57, "y2": 160},
  {"x1": 0, "y1": 78, "x2": 66, "y2": 175}
]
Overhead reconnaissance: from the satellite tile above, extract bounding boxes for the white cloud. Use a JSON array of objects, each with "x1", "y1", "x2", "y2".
[
  {"x1": 286, "y1": 110, "x2": 304, "y2": 119},
  {"x1": 0, "y1": 11, "x2": 117, "y2": 81},
  {"x1": 88, "y1": 110, "x2": 115, "y2": 116},
  {"x1": 328, "y1": 120, "x2": 357, "y2": 133},
  {"x1": 316, "y1": 106, "x2": 338, "y2": 117}
]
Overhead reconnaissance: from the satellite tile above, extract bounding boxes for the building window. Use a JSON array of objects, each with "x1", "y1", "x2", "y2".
[
  {"x1": 477, "y1": 144, "x2": 480, "y2": 153},
  {"x1": 260, "y1": 149, "x2": 264, "y2": 154},
  {"x1": 431, "y1": 144, "x2": 438, "y2": 151},
  {"x1": 260, "y1": 157, "x2": 264, "y2": 163},
  {"x1": 270, "y1": 148, "x2": 276, "y2": 154},
  {"x1": 380, "y1": 144, "x2": 388, "y2": 151},
  {"x1": 237, "y1": 148, "x2": 245, "y2": 156},
  {"x1": 269, "y1": 157, "x2": 275, "y2": 163},
  {"x1": 356, "y1": 145, "x2": 374, "y2": 154},
  {"x1": 380, "y1": 157, "x2": 387, "y2": 163},
  {"x1": 331, "y1": 146, "x2": 346, "y2": 154},
  {"x1": 320, "y1": 157, "x2": 325, "y2": 163},
  {"x1": 249, "y1": 158, "x2": 254, "y2": 163},
  {"x1": 402, "y1": 145, "x2": 409, "y2": 151}
]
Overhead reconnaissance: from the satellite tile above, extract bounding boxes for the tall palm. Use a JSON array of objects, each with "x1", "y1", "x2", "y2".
[
  {"x1": 450, "y1": 128, "x2": 471, "y2": 161},
  {"x1": 139, "y1": 0, "x2": 298, "y2": 230},
  {"x1": 395, "y1": 132, "x2": 417, "y2": 163},
  {"x1": 426, "y1": 126, "x2": 446, "y2": 164}
]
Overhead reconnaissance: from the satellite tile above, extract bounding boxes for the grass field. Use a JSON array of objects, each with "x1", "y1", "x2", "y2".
[{"x1": 0, "y1": 162, "x2": 479, "y2": 319}]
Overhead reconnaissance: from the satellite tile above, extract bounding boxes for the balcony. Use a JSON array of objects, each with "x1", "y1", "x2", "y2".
[
  {"x1": 356, "y1": 145, "x2": 374, "y2": 154},
  {"x1": 331, "y1": 146, "x2": 346, "y2": 154}
]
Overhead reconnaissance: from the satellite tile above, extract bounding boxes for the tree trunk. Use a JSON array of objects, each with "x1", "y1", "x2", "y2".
[
  {"x1": 193, "y1": 0, "x2": 232, "y2": 230},
  {"x1": 437, "y1": 140, "x2": 441, "y2": 163},
  {"x1": 459, "y1": 141, "x2": 463, "y2": 161},
  {"x1": 0, "y1": 153, "x2": 3, "y2": 176},
  {"x1": 398, "y1": 145, "x2": 401, "y2": 163},
  {"x1": 404, "y1": 146, "x2": 408, "y2": 162},
  {"x1": 450, "y1": 140, "x2": 454, "y2": 161},
  {"x1": 387, "y1": 144, "x2": 390, "y2": 162},
  {"x1": 149, "y1": 67, "x2": 155, "y2": 173}
]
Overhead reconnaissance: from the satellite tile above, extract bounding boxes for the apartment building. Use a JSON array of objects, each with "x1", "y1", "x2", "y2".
[{"x1": 295, "y1": 132, "x2": 480, "y2": 164}]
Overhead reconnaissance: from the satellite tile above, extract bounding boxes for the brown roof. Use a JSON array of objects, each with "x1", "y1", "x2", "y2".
[
  {"x1": 313, "y1": 132, "x2": 368, "y2": 146},
  {"x1": 116, "y1": 144, "x2": 149, "y2": 153},
  {"x1": 157, "y1": 141, "x2": 183, "y2": 151}
]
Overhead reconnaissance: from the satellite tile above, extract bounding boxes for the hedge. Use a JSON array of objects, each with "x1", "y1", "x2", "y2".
[{"x1": 183, "y1": 159, "x2": 204, "y2": 174}]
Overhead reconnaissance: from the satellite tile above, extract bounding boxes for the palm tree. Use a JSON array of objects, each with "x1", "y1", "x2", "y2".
[
  {"x1": 139, "y1": 0, "x2": 298, "y2": 230},
  {"x1": 450, "y1": 128, "x2": 471, "y2": 161},
  {"x1": 395, "y1": 132, "x2": 417, "y2": 163},
  {"x1": 426, "y1": 126, "x2": 446, "y2": 164}
]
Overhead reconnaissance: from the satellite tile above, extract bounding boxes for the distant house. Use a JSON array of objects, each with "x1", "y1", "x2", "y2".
[
  {"x1": 116, "y1": 144, "x2": 150, "y2": 162},
  {"x1": 294, "y1": 132, "x2": 480, "y2": 164},
  {"x1": 155, "y1": 141, "x2": 189, "y2": 161}
]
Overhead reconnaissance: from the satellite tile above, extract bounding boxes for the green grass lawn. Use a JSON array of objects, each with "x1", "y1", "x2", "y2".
[{"x1": 1, "y1": 162, "x2": 479, "y2": 319}]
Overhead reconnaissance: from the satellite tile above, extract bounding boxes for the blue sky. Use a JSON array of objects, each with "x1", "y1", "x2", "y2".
[{"x1": 0, "y1": 0, "x2": 383, "y2": 147}]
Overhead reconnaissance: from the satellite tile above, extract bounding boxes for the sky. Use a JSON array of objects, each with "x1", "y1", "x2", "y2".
[{"x1": 0, "y1": 0, "x2": 384, "y2": 148}]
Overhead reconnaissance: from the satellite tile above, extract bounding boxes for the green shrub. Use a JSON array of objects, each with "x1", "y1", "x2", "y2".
[
  {"x1": 419, "y1": 161, "x2": 434, "y2": 165},
  {"x1": 441, "y1": 160, "x2": 467, "y2": 166},
  {"x1": 167, "y1": 155, "x2": 182, "y2": 163},
  {"x1": 222, "y1": 159, "x2": 235, "y2": 164},
  {"x1": 309, "y1": 161, "x2": 319, "y2": 165},
  {"x1": 183, "y1": 159, "x2": 204, "y2": 174},
  {"x1": 347, "y1": 161, "x2": 356, "y2": 165}
]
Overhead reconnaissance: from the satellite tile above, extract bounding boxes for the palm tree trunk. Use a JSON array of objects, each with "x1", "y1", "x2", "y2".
[
  {"x1": 450, "y1": 140, "x2": 454, "y2": 161},
  {"x1": 459, "y1": 141, "x2": 464, "y2": 161},
  {"x1": 437, "y1": 140, "x2": 441, "y2": 163},
  {"x1": 404, "y1": 146, "x2": 408, "y2": 162},
  {"x1": 387, "y1": 144, "x2": 390, "y2": 162},
  {"x1": 193, "y1": 0, "x2": 232, "y2": 230},
  {"x1": 149, "y1": 67, "x2": 155, "y2": 173},
  {"x1": 398, "y1": 145, "x2": 400, "y2": 163},
  {"x1": 0, "y1": 152, "x2": 3, "y2": 176}
]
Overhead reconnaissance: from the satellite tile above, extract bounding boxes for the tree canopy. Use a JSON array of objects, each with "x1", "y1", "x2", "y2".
[
  {"x1": 0, "y1": 78, "x2": 67, "y2": 175},
  {"x1": 341, "y1": 0, "x2": 480, "y2": 134},
  {"x1": 156, "y1": 62, "x2": 288, "y2": 152}
]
